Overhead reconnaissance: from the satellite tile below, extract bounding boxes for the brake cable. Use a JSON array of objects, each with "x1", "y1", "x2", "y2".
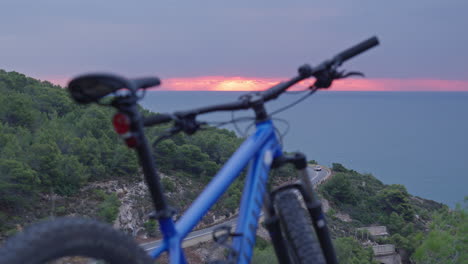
[{"x1": 269, "y1": 87, "x2": 319, "y2": 116}]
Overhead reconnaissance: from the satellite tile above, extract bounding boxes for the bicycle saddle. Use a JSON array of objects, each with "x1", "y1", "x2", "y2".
[{"x1": 68, "y1": 73, "x2": 160, "y2": 104}]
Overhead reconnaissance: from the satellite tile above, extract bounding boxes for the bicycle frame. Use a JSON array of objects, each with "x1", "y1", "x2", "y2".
[
  {"x1": 65, "y1": 36, "x2": 378, "y2": 263},
  {"x1": 150, "y1": 119, "x2": 282, "y2": 263}
]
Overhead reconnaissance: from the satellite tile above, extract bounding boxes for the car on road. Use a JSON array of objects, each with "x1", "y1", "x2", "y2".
[{"x1": 313, "y1": 165, "x2": 322, "y2": 171}]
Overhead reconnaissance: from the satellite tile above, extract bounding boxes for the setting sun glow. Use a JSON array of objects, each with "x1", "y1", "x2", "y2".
[
  {"x1": 47, "y1": 76, "x2": 468, "y2": 92},
  {"x1": 158, "y1": 77, "x2": 468, "y2": 92}
]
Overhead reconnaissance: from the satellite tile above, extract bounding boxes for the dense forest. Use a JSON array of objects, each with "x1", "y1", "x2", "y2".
[
  {"x1": 0, "y1": 70, "x2": 138, "y2": 211},
  {"x1": 318, "y1": 163, "x2": 466, "y2": 263},
  {"x1": 0, "y1": 70, "x2": 466, "y2": 263},
  {"x1": 254, "y1": 163, "x2": 466, "y2": 264},
  {"x1": 0, "y1": 70, "x2": 249, "y2": 222},
  {"x1": 0, "y1": 70, "x2": 291, "y2": 233}
]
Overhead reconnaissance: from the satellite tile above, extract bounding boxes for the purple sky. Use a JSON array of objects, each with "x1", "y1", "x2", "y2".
[{"x1": 1, "y1": 0, "x2": 467, "y2": 90}]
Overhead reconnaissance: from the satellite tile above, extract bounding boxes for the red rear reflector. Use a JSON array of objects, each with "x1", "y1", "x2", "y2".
[
  {"x1": 113, "y1": 113, "x2": 131, "y2": 134},
  {"x1": 125, "y1": 136, "x2": 139, "y2": 148},
  {"x1": 112, "y1": 113, "x2": 138, "y2": 148}
]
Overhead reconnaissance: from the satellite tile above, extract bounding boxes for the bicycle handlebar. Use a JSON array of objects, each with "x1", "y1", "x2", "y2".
[
  {"x1": 333, "y1": 36, "x2": 379, "y2": 64},
  {"x1": 143, "y1": 113, "x2": 173, "y2": 126},
  {"x1": 143, "y1": 36, "x2": 379, "y2": 127},
  {"x1": 176, "y1": 100, "x2": 251, "y2": 116},
  {"x1": 261, "y1": 75, "x2": 305, "y2": 102},
  {"x1": 142, "y1": 100, "x2": 252, "y2": 127},
  {"x1": 132, "y1": 77, "x2": 161, "y2": 89}
]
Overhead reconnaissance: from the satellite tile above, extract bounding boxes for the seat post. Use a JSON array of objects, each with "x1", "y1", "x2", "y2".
[{"x1": 115, "y1": 97, "x2": 172, "y2": 218}]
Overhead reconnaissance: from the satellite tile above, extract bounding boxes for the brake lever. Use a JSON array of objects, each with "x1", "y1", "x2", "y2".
[
  {"x1": 175, "y1": 115, "x2": 202, "y2": 135},
  {"x1": 336, "y1": 70, "x2": 365, "y2": 79},
  {"x1": 309, "y1": 69, "x2": 365, "y2": 89},
  {"x1": 310, "y1": 70, "x2": 334, "y2": 89}
]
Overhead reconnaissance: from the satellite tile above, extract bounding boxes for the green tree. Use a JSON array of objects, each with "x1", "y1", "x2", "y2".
[
  {"x1": 321, "y1": 173, "x2": 357, "y2": 205},
  {"x1": 153, "y1": 139, "x2": 177, "y2": 172},
  {"x1": 201, "y1": 160, "x2": 219, "y2": 181},
  {"x1": 97, "y1": 193, "x2": 121, "y2": 224},
  {"x1": 386, "y1": 212, "x2": 405, "y2": 234},
  {"x1": 143, "y1": 219, "x2": 159, "y2": 237},
  {"x1": 377, "y1": 184, "x2": 414, "y2": 221},
  {"x1": 0, "y1": 93, "x2": 38, "y2": 129},
  {"x1": 28, "y1": 141, "x2": 63, "y2": 191},
  {"x1": 252, "y1": 237, "x2": 278, "y2": 264},
  {"x1": 0, "y1": 159, "x2": 39, "y2": 208},
  {"x1": 173, "y1": 144, "x2": 210, "y2": 176},
  {"x1": 30, "y1": 86, "x2": 74, "y2": 117},
  {"x1": 57, "y1": 155, "x2": 88, "y2": 194},
  {"x1": 334, "y1": 237, "x2": 377, "y2": 264},
  {"x1": 332, "y1": 163, "x2": 348, "y2": 173},
  {"x1": 161, "y1": 177, "x2": 176, "y2": 192},
  {"x1": 412, "y1": 199, "x2": 467, "y2": 264},
  {"x1": 0, "y1": 132, "x2": 24, "y2": 159}
]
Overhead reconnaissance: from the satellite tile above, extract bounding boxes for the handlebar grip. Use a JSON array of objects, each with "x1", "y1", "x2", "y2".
[
  {"x1": 143, "y1": 114, "x2": 173, "y2": 127},
  {"x1": 132, "y1": 77, "x2": 161, "y2": 89},
  {"x1": 334, "y1": 36, "x2": 379, "y2": 63}
]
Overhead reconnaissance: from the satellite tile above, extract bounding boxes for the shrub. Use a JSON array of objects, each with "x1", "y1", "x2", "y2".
[
  {"x1": 144, "y1": 219, "x2": 158, "y2": 237},
  {"x1": 97, "y1": 192, "x2": 121, "y2": 224},
  {"x1": 161, "y1": 177, "x2": 176, "y2": 192},
  {"x1": 332, "y1": 163, "x2": 348, "y2": 173}
]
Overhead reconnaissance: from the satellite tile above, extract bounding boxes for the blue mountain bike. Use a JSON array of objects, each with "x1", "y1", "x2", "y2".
[{"x1": 0, "y1": 37, "x2": 379, "y2": 264}]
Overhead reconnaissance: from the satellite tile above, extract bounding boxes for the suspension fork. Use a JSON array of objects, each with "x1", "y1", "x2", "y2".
[
  {"x1": 262, "y1": 192, "x2": 291, "y2": 264},
  {"x1": 265, "y1": 153, "x2": 338, "y2": 264},
  {"x1": 298, "y1": 168, "x2": 338, "y2": 264}
]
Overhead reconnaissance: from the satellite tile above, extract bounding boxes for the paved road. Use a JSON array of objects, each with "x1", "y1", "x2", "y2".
[
  {"x1": 308, "y1": 165, "x2": 329, "y2": 185},
  {"x1": 141, "y1": 165, "x2": 331, "y2": 252}
]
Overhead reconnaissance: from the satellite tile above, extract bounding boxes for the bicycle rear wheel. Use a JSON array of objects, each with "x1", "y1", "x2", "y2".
[
  {"x1": 274, "y1": 189, "x2": 326, "y2": 264},
  {"x1": 0, "y1": 217, "x2": 153, "y2": 264}
]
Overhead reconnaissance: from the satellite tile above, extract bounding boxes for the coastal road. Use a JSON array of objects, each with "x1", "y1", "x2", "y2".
[
  {"x1": 141, "y1": 165, "x2": 331, "y2": 252},
  {"x1": 308, "y1": 165, "x2": 329, "y2": 185}
]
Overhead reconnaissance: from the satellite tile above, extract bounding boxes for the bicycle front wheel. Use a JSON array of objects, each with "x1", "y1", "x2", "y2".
[
  {"x1": 274, "y1": 189, "x2": 326, "y2": 264},
  {"x1": 0, "y1": 217, "x2": 153, "y2": 264}
]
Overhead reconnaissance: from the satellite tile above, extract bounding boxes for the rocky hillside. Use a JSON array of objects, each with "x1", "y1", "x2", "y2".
[{"x1": 0, "y1": 70, "x2": 295, "y2": 240}]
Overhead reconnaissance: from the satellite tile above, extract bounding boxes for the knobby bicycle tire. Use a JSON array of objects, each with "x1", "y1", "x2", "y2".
[
  {"x1": 0, "y1": 217, "x2": 153, "y2": 264},
  {"x1": 274, "y1": 190, "x2": 326, "y2": 264}
]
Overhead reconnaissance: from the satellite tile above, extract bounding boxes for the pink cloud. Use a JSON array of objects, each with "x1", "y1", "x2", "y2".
[
  {"x1": 39, "y1": 76, "x2": 71, "y2": 87},
  {"x1": 162, "y1": 76, "x2": 282, "y2": 91},
  {"x1": 44, "y1": 75, "x2": 468, "y2": 92},
  {"x1": 159, "y1": 77, "x2": 468, "y2": 92}
]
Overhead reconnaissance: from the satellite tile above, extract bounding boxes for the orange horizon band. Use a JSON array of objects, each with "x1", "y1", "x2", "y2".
[{"x1": 44, "y1": 76, "x2": 468, "y2": 92}]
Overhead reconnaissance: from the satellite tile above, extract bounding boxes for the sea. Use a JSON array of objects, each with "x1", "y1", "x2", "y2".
[{"x1": 141, "y1": 91, "x2": 468, "y2": 207}]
